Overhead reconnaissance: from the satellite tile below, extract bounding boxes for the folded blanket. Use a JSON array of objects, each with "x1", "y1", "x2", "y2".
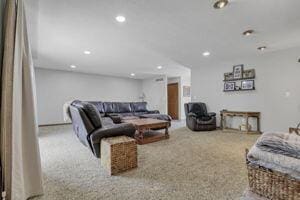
[
  {"x1": 63, "y1": 101, "x2": 73, "y2": 122},
  {"x1": 248, "y1": 145, "x2": 300, "y2": 179},
  {"x1": 256, "y1": 132, "x2": 300, "y2": 159}
]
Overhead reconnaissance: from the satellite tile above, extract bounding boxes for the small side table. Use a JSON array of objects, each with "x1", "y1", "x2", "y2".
[
  {"x1": 101, "y1": 136, "x2": 137, "y2": 175},
  {"x1": 220, "y1": 110, "x2": 261, "y2": 134},
  {"x1": 289, "y1": 127, "x2": 300, "y2": 135}
]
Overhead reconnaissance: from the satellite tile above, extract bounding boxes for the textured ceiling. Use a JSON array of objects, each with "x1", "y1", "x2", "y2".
[{"x1": 26, "y1": 0, "x2": 300, "y2": 79}]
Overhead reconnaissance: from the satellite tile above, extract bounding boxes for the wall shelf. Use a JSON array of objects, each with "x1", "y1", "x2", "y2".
[
  {"x1": 223, "y1": 88, "x2": 255, "y2": 92},
  {"x1": 223, "y1": 77, "x2": 255, "y2": 82}
]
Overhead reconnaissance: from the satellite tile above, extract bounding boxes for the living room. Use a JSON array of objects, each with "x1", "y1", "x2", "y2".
[{"x1": 1, "y1": 0, "x2": 300, "y2": 200}]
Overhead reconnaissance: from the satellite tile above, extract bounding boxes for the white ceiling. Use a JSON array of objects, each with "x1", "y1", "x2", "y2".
[{"x1": 26, "y1": 0, "x2": 300, "y2": 79}]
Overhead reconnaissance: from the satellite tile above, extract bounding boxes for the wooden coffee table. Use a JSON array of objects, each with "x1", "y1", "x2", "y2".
[{"x1": 123, "y1": 118, "x2": 170, "y2": 145}]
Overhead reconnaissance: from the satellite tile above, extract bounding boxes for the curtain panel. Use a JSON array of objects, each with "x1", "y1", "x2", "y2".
[
  {"x1": 1, "y1": 0, "x2": 44, "y2": 199},
  {"x1": 0, "y1": 0, "x2": 5, "y2": 193},
  {"x1": 11, "y1": 0, "x2": 43, "y2": 199},
  {"x1": 1, "y1": 0, "x2": 17, "y2": 198}
]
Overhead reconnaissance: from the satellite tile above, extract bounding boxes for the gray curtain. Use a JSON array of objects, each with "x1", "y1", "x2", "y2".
[
  {"x1": 1, "y1": 0, "x2": 16, "y2": 198},
  {"x1": 0, "y1": 0, "x2": 5, "y2": 195}
]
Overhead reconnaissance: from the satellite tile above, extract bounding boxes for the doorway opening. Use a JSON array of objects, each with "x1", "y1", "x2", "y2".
[{"x1": 167, "y1": 83, "x2": 179, "y2": 120}]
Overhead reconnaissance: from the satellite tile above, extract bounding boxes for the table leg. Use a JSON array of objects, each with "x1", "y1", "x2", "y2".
[
  {"x1": 222, "y1": 114, "x2": 226, "y2": 130},
  {"x1": 245, "y1": 115, "x2": 249, "y2": 133},
  {"x1": 165, "y1": 126, "x2": 169, "y2": 138},
  {"x1": 257, "y1": 116, "x2": 261, "y2": 133}
]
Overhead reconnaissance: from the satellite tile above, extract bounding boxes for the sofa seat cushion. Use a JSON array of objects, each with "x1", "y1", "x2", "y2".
[
  {"x1": 133, "y1": 112, "x2": 149, "y2": 116},
  {"x1": 140, "y1": 113, "x2": 172, "y2": 122},
  {"x1": 119, "y1": 112, "x2": 135, "y2": 117},
  {"x1": 101, "y1": 117, "x2": 114, "y2": 126},
  {"x1": 196, "y1": 118, "x2": 215, "y2": 125}
]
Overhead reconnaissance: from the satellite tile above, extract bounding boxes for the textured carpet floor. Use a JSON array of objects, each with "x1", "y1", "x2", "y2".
[{"x1": 34, "y1": 125, "x2": 259, "y2": 200}]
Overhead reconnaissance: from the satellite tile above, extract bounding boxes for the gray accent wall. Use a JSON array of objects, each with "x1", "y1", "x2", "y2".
[
  {"x1": 191, "y1": 46, "x2": 300, "y2": 132},
  {"x1": 35, "y1": 68, "x2": 143, "y2": 125}
]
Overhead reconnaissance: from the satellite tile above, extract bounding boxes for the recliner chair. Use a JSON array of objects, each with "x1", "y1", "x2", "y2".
[{"x1": 184, "y1": 102, "x2": 216, "y2": 131}]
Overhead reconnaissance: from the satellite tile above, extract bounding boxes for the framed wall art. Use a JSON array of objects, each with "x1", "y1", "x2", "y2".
[
  {"x1": 241, "y1": 80, "x2": 255, "y2": 90},
  {"x1": 233, "y1": 64, "x2": 243, "y2": 79},
  {"x1": 243, "y1": 69, "x2": 255, "y2": 79},
  {"x1": 183, "y1": 86, "x2": 191, "y2": 97},
  {"x1": 224, "y1": 72, "x2": 234, "y2": 81},
  {"x1": 224, "y1": 82, "x2": 235, "y2": 91}
]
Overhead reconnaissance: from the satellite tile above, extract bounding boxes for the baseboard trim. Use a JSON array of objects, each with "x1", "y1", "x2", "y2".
[{"x1": 38, "y1": 122, "x2": 71, "y2": 127}]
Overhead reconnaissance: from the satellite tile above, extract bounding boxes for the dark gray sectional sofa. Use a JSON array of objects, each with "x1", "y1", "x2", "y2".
[{"x1": 69, "y1": 100, "x2": 172, "y2": 158}]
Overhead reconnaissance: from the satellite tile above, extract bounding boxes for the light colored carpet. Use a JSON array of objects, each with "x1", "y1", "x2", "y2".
[{"x1": 33, "y1": 125, "x2": 259, "y2": 200}]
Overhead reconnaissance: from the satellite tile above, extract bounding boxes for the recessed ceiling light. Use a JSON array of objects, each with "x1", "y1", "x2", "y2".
[
  {"x1": 157, "y1": 66, "x2": 163, "y2": 69},
  {"x1": 116, "y1": 15, "x2": 126, "y2": 23},
  {"x1": 202, "y1": 51, "x2": 210, "y2": 57},
  {"x1": 84, "y1": 50, "x2": 91, "y2": 55},
  {"x1": 70, "y1": 65, "x2": 76, "y2": 69},
  {"x1": 243, "y1": 30, "x2": 254, "y2": 36},
  {"x1": 257, "y1": 46, "x2": 267, "y2": 51},
  {"x1": 130, "y1": 73, "x2": 135, "y2": 76},
  {"x1": 213, "y1": 0, "x2": 228, "y2": 9}
]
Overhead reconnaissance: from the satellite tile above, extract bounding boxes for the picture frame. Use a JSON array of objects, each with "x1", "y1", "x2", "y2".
[
  {"x1": 243, "y1": 69, "x2": 255, "y2": 79},
  {"x1": 241, "y1": 80, "x2": 255, "y2": 90},
  {"x1": 224, "y1": 82, "x2": 235, "y2": 91},
  {"x1": 224, "y1": 72, "x2": 234, "y2": 81},
  {"x1": 233, "y1": 64, "x2": 243, "y2": 79},
  {"x1": 183, "y1": 86, "x2": 191, "y2": 97}
]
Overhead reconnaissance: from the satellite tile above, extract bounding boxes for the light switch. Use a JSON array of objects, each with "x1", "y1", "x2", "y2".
[{"x1": 285, "y1": 91, "x2": 291, "y2": 98}]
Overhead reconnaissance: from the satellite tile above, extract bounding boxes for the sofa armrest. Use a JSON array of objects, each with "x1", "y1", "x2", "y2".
[
  {"x1": 148, "y1": 110, "x2": 160, "y2": 114},
  {"x1": 208, "y1": 112, "x2": 216, "y2": 117},
  {"x1": 106, "y1": 114, "x2": 122, "y2": 124},
  {"x1": 89, "y1": 123, "x2": 136, "y2": 157},
  {"x1": 90, "y1": 123, "x2": 136, "y2": 144}
]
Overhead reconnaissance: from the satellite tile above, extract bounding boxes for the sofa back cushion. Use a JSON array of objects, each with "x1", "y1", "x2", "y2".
[
  {"x1": 103, "y1": 102, "x2": 117, "y2": 113},
  {"x1": 88, "y1": 101, "x2": 104, "y2": 113},
  {"x1": 131, "y1": 102, "x2": 148, "y2": 112},
  {"x1": 72, "y1": 100, "x2": 102, "y2": 129},
  {"x1": 186, "y1": 102, "x2": 208, "y2": 117},
  {"x1": 116, "y1": 102, "x2": 132, "y2": 113}
]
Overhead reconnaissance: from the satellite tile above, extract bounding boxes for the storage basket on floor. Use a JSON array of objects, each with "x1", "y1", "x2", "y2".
[
  {"x1": 101, "y1": 136, "x2": 137, "y2": 175},
  {"x1": 246, "y1": 150, "x2": 300, "y2": 200}
]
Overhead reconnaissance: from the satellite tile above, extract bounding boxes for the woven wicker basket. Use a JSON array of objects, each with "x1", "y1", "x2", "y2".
[{"x1": 246, "y1": 149, "x2": 300, "y2": 200}]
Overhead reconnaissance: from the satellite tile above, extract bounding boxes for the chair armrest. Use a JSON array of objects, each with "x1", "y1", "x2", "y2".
[
  {"x1": 208, "y1": 112, "x2": 216, "y2": 117},
  {"x1": 148, "y1": 110, "x2": 160, "y2": 114},
  {"x1": 188, "y1": 112, "x2": 197, "y2": 118}
]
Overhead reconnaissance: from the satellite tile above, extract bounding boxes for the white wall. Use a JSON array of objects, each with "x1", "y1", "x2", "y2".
[
  {"x1": 180, "y1": 75, "x2": 191, "y2": 119},
  {"x1": 191, "y1": 47, "x2": 300, "y2": 132},
  {"x1": 35, "y1": 68, "x2": 142, "y2": 125},
  {"x1": 142, "y1": 75, "x2": 167, "y2": 114}
]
